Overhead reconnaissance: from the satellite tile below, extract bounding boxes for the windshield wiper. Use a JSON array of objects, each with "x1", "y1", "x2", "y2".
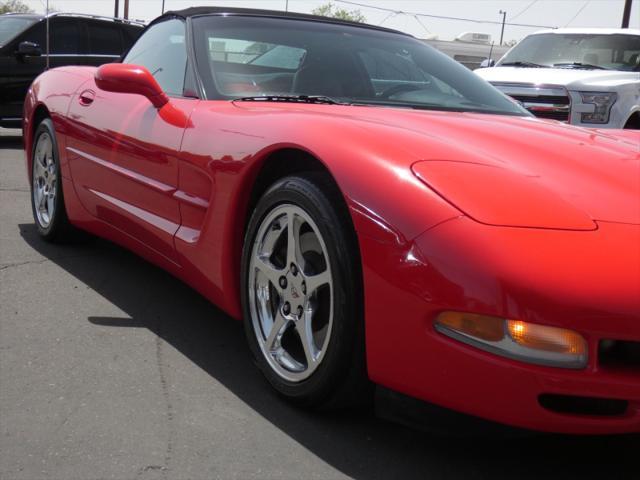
[
  {"x1": 553, "y1": 62, "x2": 607, "y2": 70},
  {"x1": 500, "y1": 61, "x2": 547, "y2": 68},
  {"x1": 235, "y1": 95, "x2": 347, "y2": 105}
]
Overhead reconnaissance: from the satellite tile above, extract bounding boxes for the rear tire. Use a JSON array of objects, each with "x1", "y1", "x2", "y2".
[
  {"x1": 241, "y1": 173, "x2": 370, "y2": 409},
  {"x1": 30, "y1": 118, "x2": 81, "y2": 243}
]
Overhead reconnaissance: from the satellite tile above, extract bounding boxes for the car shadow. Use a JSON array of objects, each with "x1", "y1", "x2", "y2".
[{"x1": 18, "y1": 222, "x2": 639, "y2": 479}]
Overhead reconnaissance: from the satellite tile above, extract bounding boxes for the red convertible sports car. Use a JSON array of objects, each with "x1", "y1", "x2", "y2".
[{"x1": 23, "y1": 7, "x2": 640, "y2": 434}]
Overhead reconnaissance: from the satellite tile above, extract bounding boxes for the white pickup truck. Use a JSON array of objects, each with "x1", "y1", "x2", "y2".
[{"x1": 476, "y1": 28, "x2": 640, "y2": 129}]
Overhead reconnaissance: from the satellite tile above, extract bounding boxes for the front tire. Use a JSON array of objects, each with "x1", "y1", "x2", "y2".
[
  {"x1": 241, "y1": 173, "x2": 369, "y2": 408},
  {"x1": 30, "y1": 118, "x2": 77, "y2": 243}
]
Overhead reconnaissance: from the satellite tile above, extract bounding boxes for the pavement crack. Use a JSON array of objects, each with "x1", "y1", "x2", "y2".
[
  {"x1": 0, "y1": 258, "x2": 50, "y2": 271},
  {"x1": 0, "y1": 187, "x2": 29, "y2": 192},
  {"x1": 154, "y1": 327, "x2": 175, "y2": 480},
  {"x1": 0, "y1": 254, "x2": 97, "y2": 272}
]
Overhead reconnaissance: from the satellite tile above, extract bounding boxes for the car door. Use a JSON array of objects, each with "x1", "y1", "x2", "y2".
[
  {"x1": 0, "y1": 17, "x2": 82, "y2": 124},
  {"x1": 0, "y1": 19, "x2": 46, "y2": 124},
  {"x1": 83, "y1": 19, "x2": 124, "y2": 67},
  {"x1": 65, "y1": 18, "x2": 195, "y2": 263}
]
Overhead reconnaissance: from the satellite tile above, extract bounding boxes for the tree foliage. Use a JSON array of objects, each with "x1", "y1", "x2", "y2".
[
  {"x1": 0, "y1": 0, "x2": 34, "y2": 14},
  {"x1": 311, "y1": 2, "x2": 366, "y2": 23}
]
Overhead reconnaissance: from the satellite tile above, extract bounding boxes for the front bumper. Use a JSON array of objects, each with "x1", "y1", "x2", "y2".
[{"x1": 360, "y1": 216, "x2": 640, "y2": 434}]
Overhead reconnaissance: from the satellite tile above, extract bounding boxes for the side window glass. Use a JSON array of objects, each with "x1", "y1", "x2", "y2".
[
  {"x1": 88, "y1": 23, "x2": 122, "y2": 55},
  {"x1": 124, "y1": 19, "x2": 187, "y2": 96},
  {"x1": 17, "y1": 21, "x2": 45, "y2": 48},
  {"x1": 51, "y1": 19, "x2": 80, "y2": 54}
]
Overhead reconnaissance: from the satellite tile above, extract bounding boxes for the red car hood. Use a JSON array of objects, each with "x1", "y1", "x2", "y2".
[{"x1": 303, "y1": 106, "x2": 640, "y2": 228}]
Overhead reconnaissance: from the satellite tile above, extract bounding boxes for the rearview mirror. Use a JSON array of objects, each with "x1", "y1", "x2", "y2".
[
  {"x1": 16, "y1": 41, "x2": 42, "y2": 57},
  {"x1": 94, "y1": 63, "x2": 169, "y2": 109}
]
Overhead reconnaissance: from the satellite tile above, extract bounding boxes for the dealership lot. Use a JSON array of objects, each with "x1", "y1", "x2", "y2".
[{"x1": 1, "y1": 128, "x2": 638, "y2": 479}]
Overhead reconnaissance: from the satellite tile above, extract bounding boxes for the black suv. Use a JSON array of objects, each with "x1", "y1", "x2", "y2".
[{"x1": 0, "y1": 13, "x2": 143, "y2": 128}]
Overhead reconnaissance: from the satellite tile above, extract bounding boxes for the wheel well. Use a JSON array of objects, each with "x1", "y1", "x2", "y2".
[
  {"x1": 25, "y1": 105, "x2": 51, "y2": 167},
  {"x1": 624, "y1": 112, "x2": 640, "y2": 129},
  {"x1": 32, "y1": 105, "x2": 51, "y2": 136},
  {"x1": 245, "y1": 148, "x2": 343, "y2": 229}
]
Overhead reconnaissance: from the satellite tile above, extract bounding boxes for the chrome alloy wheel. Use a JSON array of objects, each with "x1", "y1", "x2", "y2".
[
  {"x1": 248, "y1": 204, "x2": 334, "y2": 382},
  {"x1": 32, "y1": 132, "x2": 57, "y2": 228}
]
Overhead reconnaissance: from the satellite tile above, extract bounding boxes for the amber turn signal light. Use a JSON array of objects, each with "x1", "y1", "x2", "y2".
[
  {"x1": 507, "y1": 320, "x2": 587, "y2": 356},
  {"x1": 435, "y1": 312, "x2": 588, "y2": 369}
]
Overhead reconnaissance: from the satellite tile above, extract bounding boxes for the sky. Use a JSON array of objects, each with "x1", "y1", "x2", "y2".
[{"x1": 20, "y1": 0, "x2": 640, "y2": 42}]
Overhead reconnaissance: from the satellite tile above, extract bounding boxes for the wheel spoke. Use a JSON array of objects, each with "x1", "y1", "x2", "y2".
[
  {"x1": 255, "y1": 256, "x2": 284, "y2": 291},
  {"x1": 33, "y1": 157, "x2": 44, "y2": 177},
  {"x1": 46, "y1": 194, "x2": 55, "y2": 217},
  {"x1": 286, "y1": 210, "x2": 303, "y2": 268},
  {"x1": 38, "y1": 188, "x2": 47, "y2": 210},
  {"x1": 296, "y1": 305, "x2": 318, "y2": 367},
  {"x1": 265, "y1": 311, "x2": 289, "y2": 352},
  {"x1": 305, "y1": 270, "x2": 331, "y2": 296},
  {"x1": 42, "y1": 136, "x2": 52, "y2": 159}
]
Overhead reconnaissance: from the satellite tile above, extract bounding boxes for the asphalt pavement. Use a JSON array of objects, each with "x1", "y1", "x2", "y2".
[{"x1": 1, "y1": 127, "x2": 638, "y2": 480}]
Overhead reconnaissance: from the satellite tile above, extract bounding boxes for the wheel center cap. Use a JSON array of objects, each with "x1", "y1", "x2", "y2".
[{"x1": 285, "y1": 269, "x2": 306, "y2": 315}]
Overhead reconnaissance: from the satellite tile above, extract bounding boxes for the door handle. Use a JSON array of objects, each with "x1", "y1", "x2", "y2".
[{"x1": 79, "y1": 89, "x2": 95, "y2": 106}]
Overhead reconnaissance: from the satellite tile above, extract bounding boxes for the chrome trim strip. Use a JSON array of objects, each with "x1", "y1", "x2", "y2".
[
  {"x1": 522, "y1": 102, "x2": 570, "y2": 112},
  {"x1": 89, "y1": 189, "x2": 179, "y2": 235},
  {"x1": 45, "y1": 12, "x2": 145, "y2": 26},
  {"x1": 492, "y1": 83, "x2": 568, "y2": 98},
  {"x1": 173, "y1": 190, "x2": 209, "y2": 209},
  {"x1": 67, "y1": 146, "x2": 176, "y2": 194},
  {"x1": 46, "y1": 54, "x2": 120, "y2": 57}
]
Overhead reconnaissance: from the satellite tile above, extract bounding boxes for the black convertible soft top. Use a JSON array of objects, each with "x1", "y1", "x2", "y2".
[{"x1": 160, "y1": 6, "x2": 409, "y2": 36}]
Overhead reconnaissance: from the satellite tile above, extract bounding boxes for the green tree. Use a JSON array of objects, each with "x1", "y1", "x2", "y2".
[
  {"x1": 0, "y1": 0, "x2": 34, "y2": 14},
  {"x1": 311, "y1": 2, "x2": 366, "y2": 23}
]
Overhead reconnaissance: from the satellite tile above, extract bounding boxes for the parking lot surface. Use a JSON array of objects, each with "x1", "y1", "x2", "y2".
[{"x1": 1, "y1": 128, "x2": 638, "y2": 480}]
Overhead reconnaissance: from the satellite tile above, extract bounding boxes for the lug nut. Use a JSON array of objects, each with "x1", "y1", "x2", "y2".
[
  {"x1": 290, "y1": 264, "x2": 298, "y2": 276},
  {"x1": 297, "y1": 306, "x2": 304, "y2": 318},
  {"x1": 279, "y1": 276, "x2": 287, "y2": 289},
  {"x1": 283, "y1": 302, "x2": 291, "y2": 315}
]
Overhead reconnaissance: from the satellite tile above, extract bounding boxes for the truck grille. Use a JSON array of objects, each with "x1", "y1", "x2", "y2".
[{"x1": 491, "y1": 83, "x2": 571, "y2": 122}]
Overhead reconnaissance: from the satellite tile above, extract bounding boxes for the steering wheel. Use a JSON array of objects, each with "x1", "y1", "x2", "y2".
[{"x1": 377, "y1": 83, "x2": 429, "y2": 99}]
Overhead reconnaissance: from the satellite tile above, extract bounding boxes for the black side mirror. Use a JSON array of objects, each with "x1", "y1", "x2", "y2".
[{"x1": 16, "y1": 41, "x2": 42, "y2": 57}]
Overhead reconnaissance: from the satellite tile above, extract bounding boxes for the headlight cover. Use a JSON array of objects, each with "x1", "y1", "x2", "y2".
[
  {"x1": 435, "y1": 312, "x2": 588, "y2": 369},
  {"x1": 579, "y1": 91, "x2": 617, "y2": 124},
  {"x1": 411, "y1": 161, "x2": 596, "y2": 231}
]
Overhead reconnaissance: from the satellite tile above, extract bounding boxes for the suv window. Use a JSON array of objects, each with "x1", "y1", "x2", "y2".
[
  {"x1": 123, "y1": 19, "x2": 187, "y2": 96},
  {"x1": 51, "y1": 19, "x2": 80, "y2": 54},
  {"x1": 88, "y1": 22, "x2": 122, "y2": 55},
  {"x1": 16, "y1": 21, "x2": 45, "y2": 48},
  {"x1": 0, "y1": 16, "x2": 38, "y2": 46}
]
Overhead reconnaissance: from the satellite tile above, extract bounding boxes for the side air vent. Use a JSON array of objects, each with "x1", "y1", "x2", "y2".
[
  {"x1": 539, "y1": 394, "x2": 628, "y2": 417},
  {"x1": 599, "y1": 339, "x2": 640, "y2": 369}
]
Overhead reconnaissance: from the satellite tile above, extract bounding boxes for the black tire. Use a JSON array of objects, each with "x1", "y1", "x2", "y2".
[
  {"x1": 241, "y1": 173, "x2": 371, "y2": 409},
  {"x1": 30, "y1": 118, "x2": 81, "y2": 243}
]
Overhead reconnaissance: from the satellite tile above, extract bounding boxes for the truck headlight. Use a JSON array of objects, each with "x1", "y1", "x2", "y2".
[{"x1": 579, "y1": 92, "x2": 617, "y2": 124}]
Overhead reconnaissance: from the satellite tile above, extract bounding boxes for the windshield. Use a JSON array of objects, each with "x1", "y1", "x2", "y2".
[
  {"x1": 0, "y1": 16, "x2": 38, "y2": 46},
  {"x1": 192, "y1": 15, "x2": 527, "y2": 116},
  {"x1": 498, "y1": 33, "x2": 640, "y2": 71}
]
